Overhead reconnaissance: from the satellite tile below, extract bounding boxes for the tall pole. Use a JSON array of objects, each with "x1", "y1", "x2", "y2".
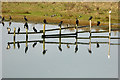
[
  {"x1": 13, "y1": 28, "x2": 16, "y2": 49},
  {"x1": 89, "y1": 20, "x2": 92, "y2": 54},
  {"x1": 108, "y1": 10, "x2": 111, "y2": 59}
]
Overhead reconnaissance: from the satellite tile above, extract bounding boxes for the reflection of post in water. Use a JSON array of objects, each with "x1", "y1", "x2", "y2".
[
  {"x1": 108, "y1": 10, "x2": 111, "y2": 59},
  {"x1": 25, "y1": 27, "x2": 28, "y2": 53},
  {"x1": 13, "y1": 28, "x2": 16, "y2": 49}
]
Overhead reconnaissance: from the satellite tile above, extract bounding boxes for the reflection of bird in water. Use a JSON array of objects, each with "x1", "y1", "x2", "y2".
[
  {"x1": 58, "y1": 46, "x2": 62, "y2": 51},
  {"x1": 24, "y1": 22, "x2": 29, "y2": 29},
  {"x1": 58, "y1": 21, "x2": 63, "y2": 27},
  {"x1": 67, "y1": 44, "x2": 70, "y2": 48},
  {"x1": 75, "y1": 45, "x2": 78, "y2": 53},
  {"x1": 7, "y1": 27, "x2": 11, "y2": 33},
  {"x1": 17, "y1": 42, "x2": 20, "y2": 49},
  {"x1": 2, "y1": 17, "x2": 5, "y2": 26},
  {"x1": 43, "y1": 50, "x2": 47, "y2": 55},
  {"x1": 24, "y1": 16, "x2": 28, "y2": 21},
  {"x1": 18, "y1": 27, "x2": 20, "y2": 34},
  {"x1": 33, "y1": 42, "x2": 37, "y2": 48},
  {"x1": 25, "y1": 46, "x2": 28, "y2": 53},
  {"x1": 97, "y1": 21, "x2": 100, "y2": 26},
  {"x1": 9, "y1": 16, "x2": 12, "y2": 26},
  {"x1": 96, "y1": 42, "x2": 100, "y2": 48},
  {"x1": 43, "y1": 19, "x2": 47, "y2": 24},
  {"x1": 88, "y1": 16, "x2": 93, "y2": 21},
  {"x1": 88, "y1": 49, "x2": 92, "y2": 54},
  {"x1": 76, "y1": 18, "x2": 79, "y2": 26},
  {"x1": 33, "y1": 27, "x2": 37, "y2": 33}
]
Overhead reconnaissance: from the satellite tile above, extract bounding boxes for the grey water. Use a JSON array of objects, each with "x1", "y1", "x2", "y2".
[{"x1": 2, "y1": 22, "x2": 119, "y2": 78}]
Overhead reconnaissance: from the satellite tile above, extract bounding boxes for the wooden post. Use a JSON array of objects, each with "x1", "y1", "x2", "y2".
[
  {"x1": 89, "y1": 20, "x2": 92, "y2": 54},
  {"x1": 108, "y1": 10, "x2": 111, "y2": 59},
  {"x1": 13, "y1": 28, "x2": 16, "y2": 49},
  {"x1": 43, "y1": 24, "x2": 45, "y2": 35},
  {"x1": 90, "y1": 20, "x2": 92, "y2": 36},
  {"x1": 26, "y1": 28, "x2": 28, "y2": 47}
]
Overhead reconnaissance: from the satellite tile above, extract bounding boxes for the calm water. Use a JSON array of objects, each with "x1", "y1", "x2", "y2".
[{"x1": 2, "y1": 22, "x2": 119, "y2": 78}]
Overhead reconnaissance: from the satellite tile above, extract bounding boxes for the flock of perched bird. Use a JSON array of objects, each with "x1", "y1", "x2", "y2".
[{"x1": 3, "y1": 15, "x2": 100, "y2": 54}]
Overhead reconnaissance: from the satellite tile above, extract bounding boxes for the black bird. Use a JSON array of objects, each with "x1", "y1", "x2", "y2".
[
  {"x1": 32, "y1": 42, "x2": 37, "y2": 48},
  {"x1": 88, "y1": 49, "x2": 92, "y2": 54},
  {"x1": 24, "y1": 16, "x2": 28, "y2": 21},
  {"x1": 88, "y1": 16, "x2": 93, "y2": 21},
  {"x1": 25, "y1": 46, "x2": 28, "y2": 53},
  {"x1": 2, "y1": 17, "x2": 5, "y2": 21},
  {"x1": 76, "y1": 18, "x2": 79, "y2": 26},
  {"x1": 18, "y1": 27, "x2": 20, "y2": 34},
  {"x1": 9, "y1": 21, "x2": 11, "y2": 26},
  {"x1": 43, "y1": 19, "x2": 47, "y2": 24},
  {"x1": 43, "y1": 50, "x2": 47, "y2": 55},
  {"x1": 58, "y1": 46, "x2": 62, "y2": 51},
  {"x1": 9, "y1": 16, "x2": 12, "y2": 20},
  {"x1": 33, "y1": 27, "x2": 37, "y2": 33},
  {"x1": 58, "y1": 21, "x2": 63, "y2": 27},
  {"x1": 24, "y1": 22, "x2": 29, "y2": 29},
  {"x1": 97, "y1": 21, "x2": 100, "y2": 26},
  {"x1": 96, "y1": 42, "x2": 100, "y2": 48},
  {"x1": 75, "y1": 45, "x2": 78, "y2": 53},
  {"x1": 17, "y1": 42, "x2": 20, "y2": 49},
  {"x1": 67, "y1": 44, "x2": 70, "y2": 48}
]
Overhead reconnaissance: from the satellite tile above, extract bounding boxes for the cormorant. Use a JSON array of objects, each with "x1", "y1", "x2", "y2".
[
  {"x1": 2, "y1": 17, "x2": 4, "y2": 21},
  {"x1": 9, "y1": 16, "x2": 12, "y2": 26},
  {"x1": 67, "y1": 44, "x2": 70, "y2": 48},
  {"x1": 76, "y1": 18, "x2": 79, "y2": 26},
  {"x1": 33, "y1": 42, "x2": 37, "y2": 48},
  {"x1": 24, "y1": 16, "x2": 28, "y2": 21},
  {"x1": 17, "y1": 42, "x2": 20, "y2": 49},
  {"x1": 9, "y1": 16, "x2": 12, "y2": 20},
  {"x1": 43, "y1": 50, "x2": 47, "y2": 55},
  {"x1": 24, "y1": 22, "x2": 29, "y2": 29},
  {"x1": 96, "y1": 42, "x2": 100, "y2": 48},
  {"x1": 25, "y1": 46, "x2": 28, "y2": 53},
  {"x1": 97, "y1": 21, "x2": 100, "y2": 26},
  {"x1": 88, "y1": 49, "x2": 92, "y2": 54},
  {"x1": 58, "y1": 21, "x2": 63, "y2": 27},
  {"x1": 33, "y1": 27, "x2": 37, "y2": 33},
  {"x1": 75, "y1": 45, "x2": 78, "y2": 53},
  {"x1": 88, "y1": 16, "x2": 93, "y2": 21},
  {"x1": 43, "y1": 19, "x2": 47, "y2": 24},
  {"x1": 18, "y1": 27, "x2": 20, "y2": 34},
  {"x1": 58, "y1": 46, "x2": 62, "y2": 51}
]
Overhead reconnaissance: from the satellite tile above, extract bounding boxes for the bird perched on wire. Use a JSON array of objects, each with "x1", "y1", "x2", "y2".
[
  {"x1": 97, "y1": 21, "x2": 100, "y2": 26},
  {"x1": 43, "y1": 50, "x2": 47, "y2": 55},
  {"x1": 43, "y1": 19, "x2": 47, "y2": 24},
  {"x1": 9, "y1": 16, "x2": 12, "y2": 26},
  {"x1": 17, "y1": 27, "x2": 20, "y2": 34},
  {"x1": 2, "y1": 17, "x2": 5, "y2": 26},
  {"x1": 25, "y1": 46, "x2": 28, "y2": 53},
  {"x1": 24, "y1": 16, "x2": 28, "y2": 21},
  {"x1": 76, "y1": 18, "x2": 79, "y2": 26},
  {"x1": 75, "y1": 45, "x2": 78, "y2": 53},
  {"x1": 88, "y1": 16, "x2": 93, "y2": 21},
  {"x1": 24, "y1": 22, "x2": 29, "y2": 29},
  {"x1": 33, "y1": 42, "x2": 37, "y2": 48},
  {"x1": 17, "y1": 42, "x2": 20, "y2": 49},
  {"x1": 96, "y1": 42, "x2": 100, "y2": 48},
  {"x1": 58, "y1": 21, "x2": 63, "y2": 27},
  {"x1": 88, "y1": 49, "x2": 92, "y2": 54},
  {"x1": 58, "y1": 46, "x2": 62, "y2": 51},
  {"x1": 33, "y1": 27, "x2": 37, "y2": 33}
]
